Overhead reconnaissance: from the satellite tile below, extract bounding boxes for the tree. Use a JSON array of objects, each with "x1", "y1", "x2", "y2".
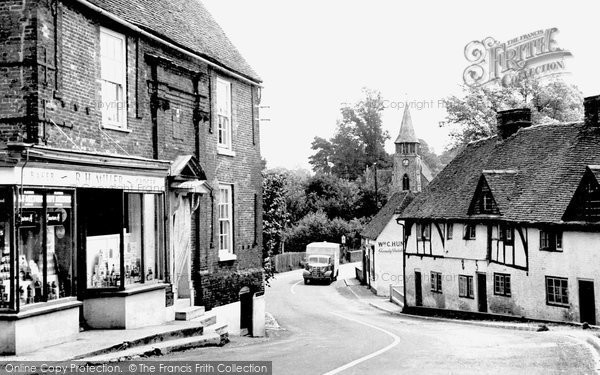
[
  {"x1": 418, "y1": 139, "x2": 442, "y2": 175},
  {"x1": 262, "y1": 171, "x2": 290, "y2": 259},
  {"x1": 442, "y1": 77, "x2": 583, "y2": 146},
  {"x1": 304, "y1": 174, "x2": 360, "y2": 221},
  {"x1": 309, "y1": 88, "x2": 391, "y2": 180}
]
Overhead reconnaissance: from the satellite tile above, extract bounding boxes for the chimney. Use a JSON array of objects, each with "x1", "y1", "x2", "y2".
[
  {"x1": 496, "y1": 108, "x2": 532, "y2": 139},
  {"x1": 584, "y1": 95, "x2": 600, "y2": 127}
]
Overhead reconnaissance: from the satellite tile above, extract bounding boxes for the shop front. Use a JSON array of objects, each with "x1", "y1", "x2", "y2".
[{"x1": 0, "y1": 145, "x2": 171, "y2": 354}]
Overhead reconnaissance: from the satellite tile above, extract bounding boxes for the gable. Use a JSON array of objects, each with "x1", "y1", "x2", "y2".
[
  {"x1": 563, "y1": 167, "x2": 600, "y2": 222},
  {"x1": 170, "y1": 155, "x2": 207, "y2": 180},
  {"x1": 468, "y1": 175, "x2": 500, "y2": 216}
]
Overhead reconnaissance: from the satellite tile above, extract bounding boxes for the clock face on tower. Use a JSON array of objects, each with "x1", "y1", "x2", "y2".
[{"x1": 402, "y1": 159, "x2": 409, "y2": 166}]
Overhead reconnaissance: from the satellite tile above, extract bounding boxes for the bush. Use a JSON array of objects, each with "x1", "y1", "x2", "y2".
[{"x1": 283, "y1": 211, "x2": 365, "y2": 253}]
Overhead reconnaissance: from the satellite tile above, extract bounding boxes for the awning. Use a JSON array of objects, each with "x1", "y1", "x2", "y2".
[{"x1": 170, "y1": 180, "x2": 211, "y2": 194}]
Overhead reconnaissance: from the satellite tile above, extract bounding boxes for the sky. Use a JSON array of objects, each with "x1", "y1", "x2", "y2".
[{"x1": 202, "y1": 0, "x2": 600, "y2": 170}]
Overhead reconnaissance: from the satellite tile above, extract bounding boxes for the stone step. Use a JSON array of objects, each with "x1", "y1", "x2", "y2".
[
  {"x1": 71, "y1": 324, "x2": 204, "y2": 360},
  {"x1": 192, "y1": 311, "x2": 217, "y2": 327},
  {"x1": 83, "y1": 333, "x2": 224, "y2": 363},
  {"x1": 175, "y1": 306, "x2": 206, "y2": 321}
]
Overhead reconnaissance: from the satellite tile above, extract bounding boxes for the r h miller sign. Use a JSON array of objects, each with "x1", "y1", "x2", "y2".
[{"x1": 463, "y1": 28, "x2": 572, "y2": 87}]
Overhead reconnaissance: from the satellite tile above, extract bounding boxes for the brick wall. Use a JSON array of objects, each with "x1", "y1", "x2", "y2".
[{"x1": 0, "y1": 0, "x2": 264, "y2": 309}]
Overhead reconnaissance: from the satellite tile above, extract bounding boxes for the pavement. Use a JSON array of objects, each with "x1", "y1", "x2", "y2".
[
  {"x1": 0, "y1": 312, "x2": 226, "y2": 362},
  {"x1": 161, "y1": 263, "x2": 600, "y2": 374}
]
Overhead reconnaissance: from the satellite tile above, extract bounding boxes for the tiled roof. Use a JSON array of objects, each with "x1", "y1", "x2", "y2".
[
  {"x1": 400, "y1": 122, "x2": 600, "y2": 224},
  {"x1": 395, "y1": 108, "x2": 419, "y2": 143},
  {"x1": 362, "y1": 191, "x2": 413, "y2": 239},
  {"x1": 85, "y1": 0, "x2": 261, "y2": 83}
]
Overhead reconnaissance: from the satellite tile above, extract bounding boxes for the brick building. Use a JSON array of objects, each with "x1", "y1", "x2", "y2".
[
  {"x1": 400, "y1": 99, "x2": 600, "y2": 325},
  {"x1": 0, "y1": 0, "x2": 264, "y2": 354}
]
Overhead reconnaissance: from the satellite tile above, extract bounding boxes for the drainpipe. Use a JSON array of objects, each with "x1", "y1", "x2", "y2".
[{"x1": 396, "y1": 217, "x2": 407, "y2": 310}]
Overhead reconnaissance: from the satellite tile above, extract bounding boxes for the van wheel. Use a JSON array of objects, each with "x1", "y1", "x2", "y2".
[{"x1": 304, "y1": 279, "x2": 308, "y2": 285}]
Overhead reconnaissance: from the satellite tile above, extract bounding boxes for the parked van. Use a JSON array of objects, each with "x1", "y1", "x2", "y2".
[{"x1": 303, "y1": 242, "x2": 340, "y2": 284}]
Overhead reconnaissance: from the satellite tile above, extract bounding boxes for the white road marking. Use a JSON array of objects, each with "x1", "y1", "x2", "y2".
[
  {"x1": 290, "y1": 279, "x2": 302, "y2": 295},
  {"x1": 322, "y1": 312, "x2": 400, "y2": 375}
]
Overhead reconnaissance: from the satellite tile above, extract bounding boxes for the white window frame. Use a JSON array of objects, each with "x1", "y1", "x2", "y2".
[
  {"x1": 216, "y1": 77, "x2": 233, "y2": 153},
  {"x1": 459, "y1": 275, "x2": 474, "y2": 298},
  {"x1": 430, "y1": 271, "x2": 442, "y2": 293},
  {"x1": 218, "y1": 184, "x2": 235, "y2": 261},
  {"x1": 100, "y1": 27, "x2": 128, "y2": 131}
]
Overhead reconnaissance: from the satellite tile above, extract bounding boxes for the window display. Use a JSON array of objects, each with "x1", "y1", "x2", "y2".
[
  {"x1": 17, "y1": 191, "x2": 74, "y2": 306},
  {"x1": 84, "y1": 190, "x2": 165, "y2": 289},
  {"x1": 0, "y1": 194, "x2": 11, "y2": 309},
  {"x1": 124, "y1": 194, "x2": 142, "y2": 285}
]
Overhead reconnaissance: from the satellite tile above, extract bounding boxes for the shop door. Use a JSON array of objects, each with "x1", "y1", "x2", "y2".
[
  {"x1": 171, "y1": 194, "x2": 192, "y2": 302},
  {"x1": 415, "y1": 271, "x2": 422, "y2": 306},
  {"x1": 477, "y1": 273, "x2": 488, "y2": 313},
  {"x1": 579, "y1": 280, "x2": 596, "y2": 325}
]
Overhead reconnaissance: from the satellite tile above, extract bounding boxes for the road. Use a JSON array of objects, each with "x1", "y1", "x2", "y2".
[{"x1": 162, "y1": 263, "x2": 597, "y2": 374}]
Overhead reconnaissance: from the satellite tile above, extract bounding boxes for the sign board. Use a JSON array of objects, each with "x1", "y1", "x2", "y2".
[{"x1": 20, "y1": 167, "x2": 165, "y2": 192}]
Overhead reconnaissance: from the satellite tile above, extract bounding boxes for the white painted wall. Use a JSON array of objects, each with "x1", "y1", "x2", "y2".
[
  {"x1": 405, "y1": 223, "x2": 600, "y2": 324},
  {"x1": 370, "y1": 215, "x2": 405, "y2": 297}
]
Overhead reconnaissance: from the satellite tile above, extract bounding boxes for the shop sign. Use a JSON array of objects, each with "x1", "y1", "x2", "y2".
[
  {"x1": 22, "y1": 168, "x2": 165, "y2": 192},
  {"x1": 377, "y1": 240, "x2": 403, "y2": 254},
  {"x1": 18, "y1": 211, "x2": 37, "y2": 225}
]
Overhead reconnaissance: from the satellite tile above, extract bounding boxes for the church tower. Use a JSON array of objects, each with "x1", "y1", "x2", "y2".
[{"x1": 392, "y1": 108, "x2": 423, "y2": 193}]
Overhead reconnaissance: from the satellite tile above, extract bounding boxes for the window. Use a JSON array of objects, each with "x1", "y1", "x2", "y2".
[
  {"x1": 100, "y1": 28, "x2": 127, "y2": 129},
  {"x1": 540, "y1": 229, "x2": 563, "y2": 252},
  {"x1": 546, "y1": 276, "x2": 568, "y2": 306},
  {"x1": 459, "y1": 275, "x2": 474, "y2": 298},
  {"x1": 402, "y1": 174, "x2": 410, "y2": 191},
  {"x1": 216, "y1": 77, "x2": 232, "y2": 150},
  {"x1": 464, "y1": 224, "x2": 476, "y2": 240},
  {"x1": 218, "y1": 185, "x2": 234, "y2": 258},
  {"x1": 494, "y1": 273, "x2": 511, "y2": 296},
  {"x1": 446, "y1": 223, "x2": 453, "y2": 240},
  {"x1": 416, "y1": 223, "x2": 430, "y2": 241},
  {"x1": 501, "y1": 226, "x2": 514, "y2": 245},
  {"x1": 84, "y1": 190, "x2": 164, "y2": 289},
  {"x1": 430, "y1": 271, "x2": 442, "y2": 292},
  {"x1": 16, "y1": 190, "x2": 74, "y2": 307}
]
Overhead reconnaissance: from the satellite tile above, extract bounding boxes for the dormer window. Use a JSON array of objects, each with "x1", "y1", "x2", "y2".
[{"x1": 469, "y1": 176, "x2": 500, "y2": 215}]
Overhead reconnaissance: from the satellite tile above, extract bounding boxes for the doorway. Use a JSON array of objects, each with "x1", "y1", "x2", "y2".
[
  {"x1": 477, "y1": 273, "x2": 487, "y2": 313},
  {"x1": 579, "y1": 280, "x2": 596, "y2": 325},
  {"x1": 415, "y1": 271, "x2": 422, "y2": 306},
  {"x1": 239, "y1": 287, "x2": 253, "y2": 336}
]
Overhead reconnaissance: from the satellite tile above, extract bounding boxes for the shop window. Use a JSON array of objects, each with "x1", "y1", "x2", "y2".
[
  {"x1": 84, "y1": 190, "x2": 165, "y2": 289},
  {"x1": 0, "y1": 189, "x2": 13, "y2": 310},
  {"x1": 17, "y1": 190, "x2": 74, "y2": 307}
]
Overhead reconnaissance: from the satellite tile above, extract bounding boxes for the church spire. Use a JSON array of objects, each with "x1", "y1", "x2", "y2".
[{"x1": 395, "y1": 107, "x2": 419, "y2": 144}]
